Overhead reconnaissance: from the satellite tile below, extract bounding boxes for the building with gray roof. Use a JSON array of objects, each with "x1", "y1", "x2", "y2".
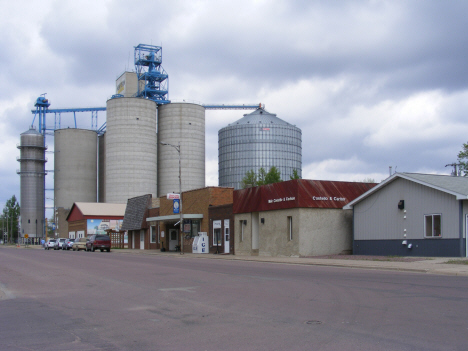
[{"x1": 344, "y1": 172, "x2": 468, "y2": 257}]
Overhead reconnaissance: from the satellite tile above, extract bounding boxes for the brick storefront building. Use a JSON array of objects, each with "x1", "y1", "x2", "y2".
[{"x1": 123, "y1": 187, "x2": 234, "y2": 252}]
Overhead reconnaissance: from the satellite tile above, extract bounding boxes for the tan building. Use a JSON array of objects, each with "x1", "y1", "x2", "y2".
[{"x1": 233, "y1": 179, "x2": 376, "y2": 257}]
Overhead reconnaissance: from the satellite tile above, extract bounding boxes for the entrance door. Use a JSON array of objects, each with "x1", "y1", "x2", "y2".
[
  {"x1": 140, "y1": 230, "x2": 145, "y2": 250},
  {"x1": 224, "y1": 219, "x2": 230, "y2": 254},
  {"x1": 169, "y1": 229, "x2": 178, "y2": 251}
]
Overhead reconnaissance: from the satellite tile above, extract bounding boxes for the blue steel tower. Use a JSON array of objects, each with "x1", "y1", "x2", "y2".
[
  {"x1": 134, "y1": 44, "x2": 170, "y2": 104},
  {"x1": 34, "y1": 95, "x2": 50, "y2": 135}
]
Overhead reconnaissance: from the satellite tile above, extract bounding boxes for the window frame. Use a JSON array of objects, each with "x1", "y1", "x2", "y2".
[
  {"x1": 287, "y1": 216, "x2": 293, "y2": 241},
  {"x1": 150, "y1": 225, "x2": 157, "y2": 243},
  {"x1": 213, "y1": 220, "x2": 222, "y2": 246},
  {"x1": 424, "y1": 214, "x2": 442, "y2": 238}
]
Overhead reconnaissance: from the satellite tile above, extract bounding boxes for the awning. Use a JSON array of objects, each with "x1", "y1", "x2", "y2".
[{"x1": 146, "y1": 214, "x2": 204, "y2": 222}]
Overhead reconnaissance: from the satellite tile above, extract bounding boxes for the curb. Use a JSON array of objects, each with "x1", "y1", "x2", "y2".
[{"x1": 4, "y1": 245, "x2": 468, "y2": 276}]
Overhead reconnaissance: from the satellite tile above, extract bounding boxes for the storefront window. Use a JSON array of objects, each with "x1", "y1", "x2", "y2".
[
  {"x1": 191, "y1": 220, "x2": 200, "y2": 237},
  {"x1": 183, "y1": 220, "x2": 200, "y2": 238}
]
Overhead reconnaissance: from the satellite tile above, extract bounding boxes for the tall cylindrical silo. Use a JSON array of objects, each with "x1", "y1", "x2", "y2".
[
  {"x1": 98, "y1": 133, "x2": 106, "y2": 202},
  {"x1": 105, "y1": 97, "x2": 157, "y2": 203},
  {"x1": 218, "y1": 107, "x2": 302, "y2": 189},
  {"x1": 17, "y1": 126, "x2": 47, "y2": 239},
  {"x1": 157, "y1": 103, "x2": 205, "y2": 197},
  {"x1": 54, "y1": 128, "x2": 98, "y2": 237}
]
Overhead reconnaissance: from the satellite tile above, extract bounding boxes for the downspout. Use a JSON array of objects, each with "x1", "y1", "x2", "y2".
[
  {"x1": 352, "y1": 207, "x2": 355, "y2": 254},
  {"x1": 459, "y1": 200, "x2": 464, "y2": 257}
]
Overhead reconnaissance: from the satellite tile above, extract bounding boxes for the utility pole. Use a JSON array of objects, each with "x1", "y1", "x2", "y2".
[{"x1": 160, "y1": 141, "x2": 184, "y2": 255}]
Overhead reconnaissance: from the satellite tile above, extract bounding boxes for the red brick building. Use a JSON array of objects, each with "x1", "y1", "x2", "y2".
[
  {"x1": 144, "y1": 187, "x2": 234, "y2": 252},
  {"x1": 66, "y1": 202, "x2": 126, "y2": 239}
]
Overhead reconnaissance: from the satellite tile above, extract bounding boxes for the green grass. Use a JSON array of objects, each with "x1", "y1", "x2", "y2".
[{"x1": 444, "y1": 259, "x2": 468, "y2": 265}]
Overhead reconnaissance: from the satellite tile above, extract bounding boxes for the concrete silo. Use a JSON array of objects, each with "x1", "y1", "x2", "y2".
[
  {"x1": 17, "y1": 126, "x2": 47, "y2": 240},
  {"x1": 98, "y1": 133, "x2": 106, "y2": 202},
  {"x1": 157, "y1": 102, "x2": 205, "y2": 196},
  {"x1": 218, "y1": 107, "x2": 302, "y2": 189},
  {"x1": 105, "y1": 97, "x2": 158, "y2": 203},
  {"x1": 54, "y1": 128, "x2": 98, "y2": 237}
]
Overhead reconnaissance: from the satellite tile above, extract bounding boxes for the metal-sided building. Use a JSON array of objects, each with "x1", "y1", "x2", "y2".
[
  {"x1": 233, "y1": 179, "x2": 376, "y2": 257},
  {"x1": 344, "y1": 173, "x2": 468, "y2": 257},
  {"x1": 218, "y1": 107, "x2": 302, "y2": 189}
]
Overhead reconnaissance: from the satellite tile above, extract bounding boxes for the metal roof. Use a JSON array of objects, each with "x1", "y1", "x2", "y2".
[
  {"x1": 233, "y1": 179, "x2": 376, "y2": 213},
  {"x1": 21, "y1": 126, "x2": 42, "y2": 135},
  {"x1": 73, "y1": 202, "x2": 127, "y2": 216},
  {"x1": 121, "y1": 194, "x2": 152, "y2": 231},
  {"x1": 229, "y1": 107, "x2": 291, "y2": 126},
  {"x1": 344, "y1": 172, "x2": 468, "y2": 209}
]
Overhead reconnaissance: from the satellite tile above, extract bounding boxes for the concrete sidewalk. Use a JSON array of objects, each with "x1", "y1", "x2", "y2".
[{"x1": 8, "y1": 244, "x2": 468, "y2": 276}]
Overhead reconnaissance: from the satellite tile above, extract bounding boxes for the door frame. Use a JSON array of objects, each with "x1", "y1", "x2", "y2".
[
  {"x1": 224, "y1": 219, "x2": 230, "y2": 254},
  {"x1": 140, "y1": 229, "x2": 145, "y2": 250},
  {"x1": 169, "y1": 229, "x2": 178, "y2": 251}
]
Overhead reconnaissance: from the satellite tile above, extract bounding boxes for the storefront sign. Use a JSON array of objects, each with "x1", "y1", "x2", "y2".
[
  {"x1": 268, "y1": 197, "x2": 295, "y2": 204},
  {"x1": 173, "y1": 199, "x2": 180, "y2": 214},
  {"x1": 312, "y1": 196, "x2": 346, "y2": 201},
  {"x1": 167, "y1": 193, "x2": 180, "y2": 200}
]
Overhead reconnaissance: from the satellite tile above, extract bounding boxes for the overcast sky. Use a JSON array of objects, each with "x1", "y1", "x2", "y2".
[{"x1": 2, "y1": 0, "x2": 468, "y2": 214}]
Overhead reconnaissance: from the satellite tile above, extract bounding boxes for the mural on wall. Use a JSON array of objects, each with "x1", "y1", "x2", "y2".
[{"x1": 87, "y1": 219, "x2": 123, "y2": 234}]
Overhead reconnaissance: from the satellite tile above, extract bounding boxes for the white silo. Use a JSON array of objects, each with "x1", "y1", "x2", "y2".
[
  {"x1": 17, "y1": 126, "x2": 47, "y2": 240},
  {"x1": 157, "y1": 102, "x2": 205, "y2": 196},
  {"x1": 105, "y1": 97, "x2": 158, "y2": 203},
  {"x1": 54, "y1": 128, "x2": 98, "y2": 237}
]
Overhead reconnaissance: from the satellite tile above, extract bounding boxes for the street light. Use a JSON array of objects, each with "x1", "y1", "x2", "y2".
[{"x1": 160, "y1": 141, "x2": 184, "y2": 255}]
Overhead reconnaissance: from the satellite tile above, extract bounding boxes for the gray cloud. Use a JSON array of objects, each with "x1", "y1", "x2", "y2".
[{"x1": 2, "y1": 0, "x2": 468, "y2": 209}]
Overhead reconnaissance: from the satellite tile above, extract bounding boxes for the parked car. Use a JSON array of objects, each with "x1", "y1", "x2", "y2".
[
  {"x1": 44, "y1": 239, "x2": 56, "y2": 250},
  {"x1": 63, "y1": 238, "x2": 75, "y2": 250},
  {"x1": 72, "y1": 237, "x2": 88, "y2": 251},
  {"x1": 86, "y1": 234, "x2": 111, "y2": 252},
  {"x1": 54, "y1": 238, "x2": 67, "y2": 250}
]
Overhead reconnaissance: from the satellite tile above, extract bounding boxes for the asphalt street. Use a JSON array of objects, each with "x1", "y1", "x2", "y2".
[{"x1": 1, "y1": 247, "x2": 467, "y2": 351}]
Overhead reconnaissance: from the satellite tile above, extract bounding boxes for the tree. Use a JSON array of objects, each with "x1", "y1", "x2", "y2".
[
  {"x1": 290, "y1": 169, "x2": 300, "y2": 180},
  {"x1": 257, "y1": 168, "x2": 267, "y2": 186},
  {"x1": 1, "y1": 195, "x2": 20, "y2": 243},
  {"x1": 457, "y1": 142, "x2": 468, "y2": 176},
  {"x1": 361, "y1": 178, "x2": 376, "y2": 183},
  {"x1": 241, "y1": 167, "x2": 283, "y2": 188},
  {"x1": 265, "y1": 166, "x2": 282, "y2": 184},
  {"x1": 241, "y1": 170, "x2": 257, "y2": 188}
]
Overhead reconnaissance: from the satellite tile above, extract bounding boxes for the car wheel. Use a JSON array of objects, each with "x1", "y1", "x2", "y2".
[
  {"x1": 107, "y1": 248, "x2": 111, "y2": 252},
  {"x1": 100, "y1": 249, "x2": 103, "y2": 252}
]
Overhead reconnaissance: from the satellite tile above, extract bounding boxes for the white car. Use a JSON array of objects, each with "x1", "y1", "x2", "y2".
[
  {"x1": 54, "y1": 238, "x2": 67, "y2": 250},
  {"x1": 44, "y1": 239, "x2": 56, "y2": 250}
]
